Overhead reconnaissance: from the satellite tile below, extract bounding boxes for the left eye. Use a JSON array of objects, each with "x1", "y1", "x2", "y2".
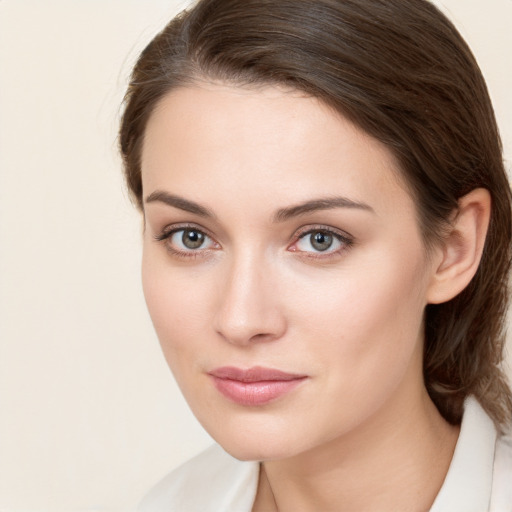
[{"x1": 294, "y1": 230, "x2": 344, "y2": 253}]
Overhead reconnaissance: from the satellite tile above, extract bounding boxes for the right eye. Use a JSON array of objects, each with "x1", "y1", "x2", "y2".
[
  {"x1": 173, "y1": 229, "x2": 208, "y2": 249},
  {"x1": 155, "y1": 227, "x2": 219, "y2": 257}
]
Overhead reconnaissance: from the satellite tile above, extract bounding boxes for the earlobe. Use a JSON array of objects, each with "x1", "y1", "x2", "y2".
[{"x1": 427, "y1": 188, "x2": 491, "y2": 305}]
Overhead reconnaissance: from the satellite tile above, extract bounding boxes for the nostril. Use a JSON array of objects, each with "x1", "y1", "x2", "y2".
[
  {"x1": 214, "y1": 316, "x2": 287, "y2": 347},
  {"x1": 250, "y1": 332, "x2": 277, "y2": 343}
]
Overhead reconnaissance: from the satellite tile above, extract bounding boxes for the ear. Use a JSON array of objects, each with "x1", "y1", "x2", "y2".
[{"x1": 427, "y1": 188, "x2": 491, "y2": 304}]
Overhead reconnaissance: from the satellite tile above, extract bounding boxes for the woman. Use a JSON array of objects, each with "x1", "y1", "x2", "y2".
[{"x1": 119, "y1": 0, "x2": 512, "y2": 510}]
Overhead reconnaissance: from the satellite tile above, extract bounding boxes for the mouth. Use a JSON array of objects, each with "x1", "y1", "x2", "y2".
[{"x1": 207, "y1": 366, "x2": 308, "y2": 406}]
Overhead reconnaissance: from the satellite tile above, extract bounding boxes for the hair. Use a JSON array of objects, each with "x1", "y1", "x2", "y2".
[{"x1": 119, "y1": 0, "x2": 512, "y2": 430}]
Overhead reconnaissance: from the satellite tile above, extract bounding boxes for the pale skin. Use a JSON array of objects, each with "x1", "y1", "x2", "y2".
[{"x1": 140, "y1": 83, "x2": 491, "y2": 511}]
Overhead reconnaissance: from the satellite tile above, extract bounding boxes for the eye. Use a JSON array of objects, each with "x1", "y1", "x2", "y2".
[
  {"x1": 300, "y1": 231, "x2": 337, "y2": 252},
  {"x1": 174, "y1": 229, "x2": 208, "y2": 250},
  {"x1": 290, "y1": 227, "x2": 353, "y2": 256},
  {"x1": 155, "y1": 226, "x2": 218, "y2": 256}
]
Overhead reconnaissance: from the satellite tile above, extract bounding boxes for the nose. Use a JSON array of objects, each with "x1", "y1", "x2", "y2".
[{"x1": 213, "y1": 252, "x2": 287, "y2": 346}]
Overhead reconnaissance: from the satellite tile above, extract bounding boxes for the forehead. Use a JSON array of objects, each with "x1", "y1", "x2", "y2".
[{"x1": 141, "y1": 83, "x2": 413, "y2": 219}]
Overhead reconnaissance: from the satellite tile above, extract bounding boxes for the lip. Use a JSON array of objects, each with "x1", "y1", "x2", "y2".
[{"x1": 208, "y1": 366, "x2": 308, "y2": 406}]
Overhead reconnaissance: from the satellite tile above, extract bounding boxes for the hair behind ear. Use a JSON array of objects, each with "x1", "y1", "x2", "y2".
[{"x1": 424, "y1": 188, "x2": 511, "y2": 429}]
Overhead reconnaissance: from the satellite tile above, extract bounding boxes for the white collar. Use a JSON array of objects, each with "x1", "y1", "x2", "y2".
[{"x1": 430, "y1": 396, "x2": 497, "y2": 512}]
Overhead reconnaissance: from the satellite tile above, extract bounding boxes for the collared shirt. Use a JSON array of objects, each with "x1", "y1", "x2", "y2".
[{"x1": 139, "y1": 397, "x2": 512, "y2": 511}]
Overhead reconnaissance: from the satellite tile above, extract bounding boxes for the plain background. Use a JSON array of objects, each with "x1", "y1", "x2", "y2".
[{"x1": 0, "y1": 1, "x2": 511, "y2": 510}]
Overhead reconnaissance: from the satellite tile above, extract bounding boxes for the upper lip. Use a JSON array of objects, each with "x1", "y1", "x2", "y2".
[{"x1": 208, "y1": 366, "x2": 307, "y2": 382}]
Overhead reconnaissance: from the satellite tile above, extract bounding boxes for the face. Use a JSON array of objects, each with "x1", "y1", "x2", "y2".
[{"x1": 141, "y1": 83, "x2": 438, "y2": 461}]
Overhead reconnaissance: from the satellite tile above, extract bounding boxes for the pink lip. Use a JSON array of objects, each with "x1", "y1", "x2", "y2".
[{"x1": 208, "y1": 366, "x2": 307, "y2": 406}]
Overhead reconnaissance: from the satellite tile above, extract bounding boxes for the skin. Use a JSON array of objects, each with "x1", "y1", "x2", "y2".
[{"x1": 140, "y1": 83, "x2": 489, "y2": 511}]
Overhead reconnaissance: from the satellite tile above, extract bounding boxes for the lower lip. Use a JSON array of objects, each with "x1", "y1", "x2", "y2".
[{"x1": 211, "y1": 377, "x2": 306, "y2": 406}]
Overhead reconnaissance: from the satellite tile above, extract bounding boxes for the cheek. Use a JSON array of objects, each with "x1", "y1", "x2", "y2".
[
  {"x1": 295, "y1": 246, "x2": 429, "y2": 380},
  {"x1": 141, "y1": 248, "x2": 212, "y2": 366}
]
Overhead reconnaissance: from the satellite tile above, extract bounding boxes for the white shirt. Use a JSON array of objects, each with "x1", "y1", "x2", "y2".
[{"x1": 139, "y1": 397, "x2": 512, "y2": 511}]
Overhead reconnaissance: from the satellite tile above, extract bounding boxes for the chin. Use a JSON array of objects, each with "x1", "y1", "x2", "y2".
[
  {"x1": 218, "y1": 438, "x2": 295, "y2": 462},
  {"x1": 204, "y1": 418, "x2": 313, "y2": 462}
]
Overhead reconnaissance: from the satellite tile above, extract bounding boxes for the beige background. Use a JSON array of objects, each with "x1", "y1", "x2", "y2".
[{"x1": 0, "y1": 1, "x2": 511, "y2": 511}]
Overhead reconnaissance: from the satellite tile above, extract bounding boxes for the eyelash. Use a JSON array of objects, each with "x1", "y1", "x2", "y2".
[{"x1": 153, "y1": 224, "x2": 354, "y2": 260}]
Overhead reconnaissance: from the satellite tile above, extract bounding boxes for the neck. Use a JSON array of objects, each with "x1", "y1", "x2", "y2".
[{"x1": 253, "y1": 388, "x2": 459, "y2": 512}]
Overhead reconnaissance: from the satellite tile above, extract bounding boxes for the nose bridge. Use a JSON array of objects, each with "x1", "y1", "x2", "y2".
[{"x1": 214, "y1": 246, "x2": 286, "y2": 345}]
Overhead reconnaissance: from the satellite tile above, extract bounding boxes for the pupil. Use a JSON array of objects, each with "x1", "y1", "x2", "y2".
[
  {"x1": 182, "y1": 230, "x2": 204, "y2": 249},
  {"x1": 311, "y1": 231, "x2": 333, "y2": 251}
]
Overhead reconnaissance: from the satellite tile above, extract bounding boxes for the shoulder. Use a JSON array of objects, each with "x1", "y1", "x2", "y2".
[
  {"x1": 138, "y1": 444, "x2": 260, "y2": 512},
  {"x1": 490, "y1": 433, "x2": 512, "y2": 511}
]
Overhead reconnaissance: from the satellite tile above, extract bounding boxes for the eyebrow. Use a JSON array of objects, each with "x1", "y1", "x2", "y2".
[
  {"x1": 273, "y1": 197, "x2": 374, "y2": 222},
  {"x1": 145, "y1": 190, "x2": 216, "y2": 218},
  {"x1": 144, "y1": 191, "x2": 374, "y2": 221}
]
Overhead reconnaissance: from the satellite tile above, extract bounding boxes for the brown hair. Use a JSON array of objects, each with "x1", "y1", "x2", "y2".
[{"x1": 119, "y1": 0, "x2": 512, "y2": 429}]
